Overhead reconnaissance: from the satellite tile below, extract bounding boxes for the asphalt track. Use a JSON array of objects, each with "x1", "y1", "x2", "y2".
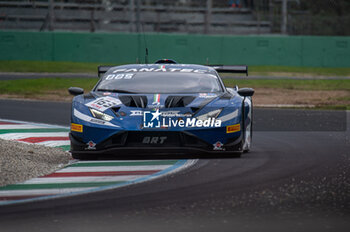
[{"x1": 0, "y1": 99, "x2": 349, "y2": 232}]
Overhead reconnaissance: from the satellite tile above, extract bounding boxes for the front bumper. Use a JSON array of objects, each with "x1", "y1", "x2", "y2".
[{"x1": 70, "y1": 130, "x2": 243, "y2": 156}]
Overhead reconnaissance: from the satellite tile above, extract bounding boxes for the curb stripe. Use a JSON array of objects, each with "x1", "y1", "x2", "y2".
[
  {"x1": 0, "y1": 125, "x2": 51, "y2": 129},
  {"x1": 43, "y1": 170, "x2": 160, "y2": 177},
  {"x1": 0, "y1": 122, "x2": 20, "y2": 125},
  {"x1": 0, "y1": 128, "x2": 69, "y2": 134},
  {"x1": 0, "y1": 119, "x2": 195, "y2": 205},
  {"x1": 69, "y1": 160, "x2": 177, "y2": 167},
  {"x1": 0, "y1": 195, "x2": 51, "y2": 201},
  {"x1": 17, "y1": 136, "x2": 69, "y2": 143},
  {"x1": 24, "y1": 175, "x2": 151, "y2": 184},
  {"x1": 0, "y1": 132, "x2": 69, "y2": 139},
  {"x1": 56, "y1": 165, "x2": 172, "y2": 173},
  {"x1": 79, "y1": 160, "x2": 166, "y2": 163},
  {"x1": 36, "y1": 141, "x2": 70, "y2": 147},
  {"x1": 0, "y1": 159, "x2": 196, "y2": 205},
  {"x1": 0, "y1": 188, "x2": 96, "y2": 196},
  {"x1": 56, "y1": 145, "x2": 70, "y2": 151},
  {"x1": 0, "y1": 181, "x2": 126, "y2": 190}
]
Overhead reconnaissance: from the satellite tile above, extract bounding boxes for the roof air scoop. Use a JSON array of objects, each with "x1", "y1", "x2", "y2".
[{"x1": 154, "y1": 59, "x2": 177, "y2": 64}]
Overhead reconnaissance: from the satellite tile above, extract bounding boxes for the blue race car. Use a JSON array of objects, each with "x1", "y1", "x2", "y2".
[{"x1": 68, "y1": 59, "x2": 254, "y2": 159}]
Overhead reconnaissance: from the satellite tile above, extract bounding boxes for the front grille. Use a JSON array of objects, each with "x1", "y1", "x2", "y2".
[
  {"x1": 126, "y1": 131, "x2": 181, "y2": 147},
  {"x1": 100, "y1": 131, "x2": 211, "y2": 149}
]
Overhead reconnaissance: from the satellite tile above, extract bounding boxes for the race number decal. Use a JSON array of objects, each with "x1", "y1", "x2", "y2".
[
  {"x1": 86, "y1": 97, "x2": 122, "y2": 112},
  {"x1": 105, "y1": 73, "x2": 134, "y2": 80}
]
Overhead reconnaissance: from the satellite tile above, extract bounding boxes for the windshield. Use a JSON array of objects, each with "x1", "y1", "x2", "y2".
[{"x1": 95, "y1": 72, "x2": 223, "y2": 94}]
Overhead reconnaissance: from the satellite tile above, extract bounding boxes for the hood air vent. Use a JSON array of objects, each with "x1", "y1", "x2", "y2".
[
  {"x1": 165, "y1": 96, "x2": 196, "y2": 108},
  {"x1": 119, "y1": 95, "x2": 148, "y2": 108},
  {"x1": 190, "y1": 107, "x2": 200, "y2": 114},
  {"x1": 83, "y1": 92, "x2": 95, "y2": 100}
]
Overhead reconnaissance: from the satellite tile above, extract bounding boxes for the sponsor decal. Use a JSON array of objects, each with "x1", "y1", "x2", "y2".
[
  {"x1": 143, "y1": 109, "x2": 221, "y2": 129},
  {"x1": 142, "y1": 136, "x2": 167, "y2": 144},
  {"x1": 90, "y1": 118, "x2": 106, "y2": 125},
  {"x1": 226, "y1": 124, "x2": 241, "y2": 133},
  {"x1": 86, "y1": 141, "x2": 96, "y2": 150},
  {"x1": 111, "y1": 68, "x2": 208, "y2": 74},
  {"x1": 162, "y1": 111, "x2": 192, "y2": 117},
  {"x1": 85, "y1": 97, "x2": 122, "y2": 112},
  {"x1": 130, "y1": 110, "x2": 143, "y2": 116},
  {"x1": 148, "y1": 93, "x2": 164, "y2": 108},
  {"x1": 71, "y1": 123, "x2": 83, "y2": 132},
  {"x1": 131, "y1": 110, "x2": 191, "y2": 117},
  {"x1": 213, "y1": 141, "x2": 225, "y2": 151}
]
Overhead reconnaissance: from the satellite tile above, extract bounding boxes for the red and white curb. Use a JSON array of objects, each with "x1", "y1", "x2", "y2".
[{"x1": 0, "y1": 119, "x2": 196, "y2": 205}]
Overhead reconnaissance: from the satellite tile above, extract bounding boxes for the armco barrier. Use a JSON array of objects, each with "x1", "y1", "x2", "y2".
[{"x1": 0, "y1": 31, "x2": 349, "y2": 67}]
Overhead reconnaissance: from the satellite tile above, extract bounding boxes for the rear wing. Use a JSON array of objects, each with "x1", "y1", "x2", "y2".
[
  {"x1": 98, "y1": 66, "x2": 114, "y2": 78},
  {"x1": 209, "y1": 65, "x2": 248, "y2": 76},
  {"x1": 98, "y1": 64, "x2": 248, "y2": 77}
]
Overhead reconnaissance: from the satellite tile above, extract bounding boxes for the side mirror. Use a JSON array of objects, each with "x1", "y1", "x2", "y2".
[
  {"x1": 238, "y1": 88, "x2": 254, "y2": 97},
  {"x1": 68, "y1": 87, "x2": 84, "y2": 96}
]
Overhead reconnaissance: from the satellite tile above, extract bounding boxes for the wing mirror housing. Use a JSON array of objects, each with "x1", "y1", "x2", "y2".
[
  {"x1": 238, "y1": 88, "x2": 254, "y2": 97},
  {"x1": 68, "y1": 87, "x2": 84, "y2": 96}
]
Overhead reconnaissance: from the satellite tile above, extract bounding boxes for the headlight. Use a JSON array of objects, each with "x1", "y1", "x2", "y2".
[
  {"x1": 89, "y1": 108, "x2": 114, "y2": 122},
  {"x1": 196, "y1": 109, "x2": 222, "y2": 121}
]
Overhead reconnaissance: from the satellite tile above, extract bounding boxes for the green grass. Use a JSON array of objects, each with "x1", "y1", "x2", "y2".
[
  {"x1": 0, "y1": 78, "x2": 97, "y2": 96},
  {"x1": 223, "y1": 79, "x2": 350, "y2": 91},
  {"x1": 0, "y1": 61, "x2": 350, "y2": 77},
  {"x1": 0, "y1": 78, "x2": 349, "y2": 96},
  {"x1": 316, "y1": 105, "x2": 350, "y2": 110},
  {"x1": 0, "y1": 78, "x2": 349, "y2": 109},
  {"x1": 0, "y1": 61, "x2": 109, "y2": 73},
  {"x1": 249, "y1": 66, "x2": 350, "y2": 77}
]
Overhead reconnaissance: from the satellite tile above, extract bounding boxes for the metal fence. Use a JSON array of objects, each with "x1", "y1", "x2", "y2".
[
  {"x1": 267, "y1": 0, "x2": 350, "y2": 35},
  {"x1": 0, "y1": 0, "x2": 348, "y2": 35}
]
